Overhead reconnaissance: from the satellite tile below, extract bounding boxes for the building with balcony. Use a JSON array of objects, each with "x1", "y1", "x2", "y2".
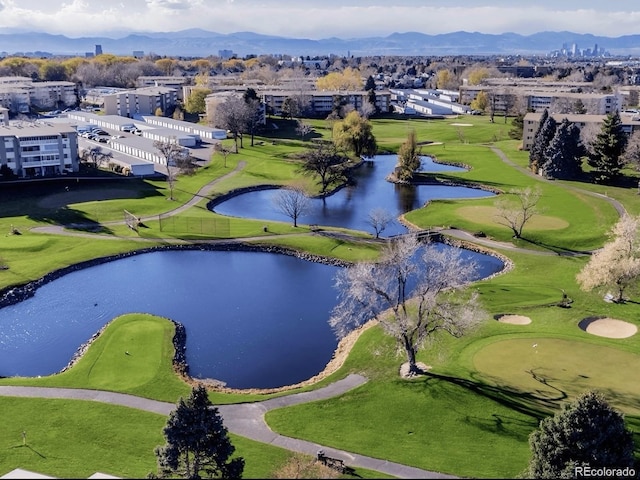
[
  {"x1": 103, "y1": 86, "x2": 178, "y2": 117},
  {"x1": 0, "y1": 123, "x2": 78, "y2": 177}
]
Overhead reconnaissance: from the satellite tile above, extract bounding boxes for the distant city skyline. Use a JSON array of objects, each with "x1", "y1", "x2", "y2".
[{"x1": 0, "y1": 0, "x2": 639, "y2": 39}]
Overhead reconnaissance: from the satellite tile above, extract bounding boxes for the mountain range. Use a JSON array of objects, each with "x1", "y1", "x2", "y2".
[{"x1": 1, "y1": 29, "x2": 640, "y2": 58}]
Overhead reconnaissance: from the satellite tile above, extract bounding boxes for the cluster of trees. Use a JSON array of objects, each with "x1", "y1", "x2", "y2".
[{"x1": 528, "y1": 109, "x2": 635, "y2": 183}]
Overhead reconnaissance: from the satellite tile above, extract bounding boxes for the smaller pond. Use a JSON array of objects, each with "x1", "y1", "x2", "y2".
[{"x1": 212, "y1": 155, "x2": 493, "y2": 237}]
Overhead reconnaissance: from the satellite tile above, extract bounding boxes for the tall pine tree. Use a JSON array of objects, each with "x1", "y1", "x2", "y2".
[
  {"x1": 529, "y1": 110, "x2": 557, "y2": 174},
  {"x1": 587, "y1": 111, "x2": 628, "y2": 183},
  {"x1": 154, "y1": 385, "x2": 244, "y2": 479},
  {"x1": 539, "y1": 118, "x2": 584, "y2": 180}
]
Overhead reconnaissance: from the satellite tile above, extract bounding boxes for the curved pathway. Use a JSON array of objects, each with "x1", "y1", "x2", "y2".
[{"x1": 0, "y1": 376, "x2": 455, "y2": 479}]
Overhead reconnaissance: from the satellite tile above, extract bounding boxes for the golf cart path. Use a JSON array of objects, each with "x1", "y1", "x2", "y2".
[{"x1": 0, "y1": 375, "x2": 455, "y2": 479}]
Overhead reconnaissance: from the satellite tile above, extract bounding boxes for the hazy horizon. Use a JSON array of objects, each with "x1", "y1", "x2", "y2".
[{"x1": 0, "y1": 0, "x2": 639, "y2": 40}]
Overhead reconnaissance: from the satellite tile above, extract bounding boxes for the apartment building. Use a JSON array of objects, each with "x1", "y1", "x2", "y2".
[
  {"x1": 0, "y1": 107, "x2": 9, "y2": 125},
  {"x1": 103, "y1": 86, "x2": 178, "y2": 117},
  {"x1": 0, "y1": 123, "x2": 78, "y2": 177},
  {"x1": 259, "y1": 89, "x2": 391, "y2": 118},
  {"x1": 0, "y1": 77, "x2": 78, "y2": 113},
  {"x1": 136, "y1": 76, "x2": 191, "y2": 100},
  {"x1": 522, "y1": 112, "x2": 640, "y2": 150},
  {"x1": 459, "y1": 78, "x2": 619, "y2": 116}
]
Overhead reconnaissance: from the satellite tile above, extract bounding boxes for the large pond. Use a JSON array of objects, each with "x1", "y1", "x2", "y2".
[
  {"x1": 0, "y1": 155, "x2": 504, "y2": 389},
  {"x1": 0, "y1": 247, "x2": 504, "y2": 389},
  {"x1": 212, "y1": 155, "x2": 492, "y2": 237}
]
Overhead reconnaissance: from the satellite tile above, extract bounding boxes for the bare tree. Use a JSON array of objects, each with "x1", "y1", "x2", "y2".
[
  {"x1": 367, "y1": 207, "x2": 394, "y2": 238},
  {"x1": 359, "y1": 100, "x2": 376, "y2": 119},
  {"x1": 80, "y1": 146, "x2": 112, "y2": 169},
  {"x1": 214, "y1": 143, "x2": 232, "y2": 168},
  {"x1": 272, "y1": 186, "x2": 311, "y2": 227},
  {"x1": 154, "y1": 138, "x2": 196, "y2": 201},
  {"x1": 494, "y1": 186, "x2": 543, "y2": 239},
  {"x1": 215, "y1": 95, "x2": 247, "y2": 152},
  {"x1": 576, "y1": 214, "x2": 640, "y2": 303},
  {"x1": 621, "y1": 131, "x2": 640, "y2": 173},
  {"x1": 330, "y1": 235, "x2": 486, "y2": 375}
]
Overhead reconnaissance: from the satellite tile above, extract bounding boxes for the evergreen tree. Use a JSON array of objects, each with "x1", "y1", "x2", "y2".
[
  {"x1": 526, "y1": 391, "x2": 635, "y2": 479},
  {"x1": 539, "y1": 118, "x2": 583, "y2": 180},
  {"x1": 154, "y1": 384, "x2": 244, "y2": 479},
  {"x1": 587, "y1": 111, "x2": 628, "y2": 183},
  {"x1": 364, "y1": 75, "x2": 376, "y2": 91},
  {"x1": 529, "y1": 109, "x2": 556, "y2": 174}
]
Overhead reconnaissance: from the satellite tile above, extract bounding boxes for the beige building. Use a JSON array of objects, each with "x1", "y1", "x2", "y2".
[{"x1": 103, "y1": 86, "x2": 178, "y2": 117}]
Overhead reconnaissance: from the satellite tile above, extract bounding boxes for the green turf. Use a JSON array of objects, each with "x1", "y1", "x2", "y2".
[{"x1": 2, "y1": 113, "x2": 640, "y2": 478}]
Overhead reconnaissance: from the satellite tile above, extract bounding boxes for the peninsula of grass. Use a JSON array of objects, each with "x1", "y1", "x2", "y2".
[{"x1": 1, "y1": 114, "x2": 640, "y2": 478}]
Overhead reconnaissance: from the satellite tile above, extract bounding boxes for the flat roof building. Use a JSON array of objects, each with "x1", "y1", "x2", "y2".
[{"x1": 0, "y1": 122, "x2": 79, "y2": 177}]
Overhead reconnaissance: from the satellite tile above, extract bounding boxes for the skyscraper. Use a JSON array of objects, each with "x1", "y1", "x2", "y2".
[{"x1": 95, "y1": 44, "x2": 103, "y2": 56}]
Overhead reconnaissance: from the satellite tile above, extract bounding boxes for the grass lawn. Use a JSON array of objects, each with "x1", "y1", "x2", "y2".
[{"x1": 1, "y1": 113, "x2": 640, "y2": 478}]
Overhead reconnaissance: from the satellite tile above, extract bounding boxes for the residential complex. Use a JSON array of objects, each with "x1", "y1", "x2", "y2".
[
  {"x1": 0, "y1": 77, "x2": 77, "y2": 113},
  {"x1": 102, "y1": 86, "x2": 179, "y2": 117},
  {"x1": 0, "y1": 122, "x2": 79, "y2": 177}
]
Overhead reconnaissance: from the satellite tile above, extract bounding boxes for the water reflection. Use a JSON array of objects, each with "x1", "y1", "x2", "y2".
[{"x1": 212, "y1": 155, "x2": 492, "y2": 237}]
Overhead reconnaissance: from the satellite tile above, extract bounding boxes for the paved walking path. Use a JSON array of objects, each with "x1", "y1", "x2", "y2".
[{"x1": 0, "y1": 376, "x2": 456, "y2": 479}]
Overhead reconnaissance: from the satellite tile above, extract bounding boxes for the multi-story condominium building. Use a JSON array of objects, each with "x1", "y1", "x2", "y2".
[
  {"x1": 522, "y1": 112, "x2": 640, "y2": 150},
  {"x1": 136, "y1": 76, "x2": 191, "y2": 100},
  {"x1": 0, "y1": 77, "x2": 78, "y2": 113},
  {"x1": 103, "y1": 86, "x2": 178, "y2": 117},
  {"x1": 0, "y1": 123, "x2": 79, "y2": 177},
  {"x1": 30, "y1": 81, "x2": 78, "y2": 110},
  {"x1": 258, "y1": 89, "x2": 391, "y2": 118},
  {"x1": 459, "y1": 78, "x2": 619, "y2": 116}
]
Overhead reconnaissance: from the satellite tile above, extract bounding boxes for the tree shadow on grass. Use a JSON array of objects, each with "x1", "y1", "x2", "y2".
[
  {"x1": 8, "y1": 444, "x2": 46, "y2": 459},
  {"x1": 27, "y1": 206, "x2": 115, "y2": 235},
  {"x1": 516, "y1": 236, "x2": 592, "y2": 256},
  {"x1": 411, "y1": 370, "x2": 566, "y2": 421}
]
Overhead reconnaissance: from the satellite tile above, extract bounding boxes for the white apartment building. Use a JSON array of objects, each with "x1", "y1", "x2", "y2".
[
  {"x1": 0, "y1": 123, "x2": 79, "y2": 177},
  {"x1": 0, "y1": 107, "x2": 9, "y2": 125},
  {"x1": 103, "y1": 86, "x2": 178, "y2": 117}
]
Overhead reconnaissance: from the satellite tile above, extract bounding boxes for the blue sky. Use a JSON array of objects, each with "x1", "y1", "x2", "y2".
[{"x1": 0, "y1": 0, "x2": 639, "y2": 38}]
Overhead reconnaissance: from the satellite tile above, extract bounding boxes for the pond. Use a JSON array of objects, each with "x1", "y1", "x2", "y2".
[
  {"x1": 0, "y1": 247, "x2": 504, "y2": 389},
  {"x1": 212, "y1": 155, "x2": 492, "y2": 237}
]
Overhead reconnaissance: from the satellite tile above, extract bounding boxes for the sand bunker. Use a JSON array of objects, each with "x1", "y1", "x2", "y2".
[
  {"x1": 496, "y1": 314, "x2": 532, "y2": 325},
  {"x1": 450, "y1": 123, "x2": 473, "y2": 126},
  {"x1": 579, "y1": 317, "x2": 638, "y2": 339}
]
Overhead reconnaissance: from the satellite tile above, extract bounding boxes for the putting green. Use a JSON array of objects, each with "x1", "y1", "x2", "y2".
[
  {"x1": 456, "y1": 205, "x2": 569, "y2": 230},
  {"x1": 472, "y1": 338, "x2": 640, "y2": 414}
]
